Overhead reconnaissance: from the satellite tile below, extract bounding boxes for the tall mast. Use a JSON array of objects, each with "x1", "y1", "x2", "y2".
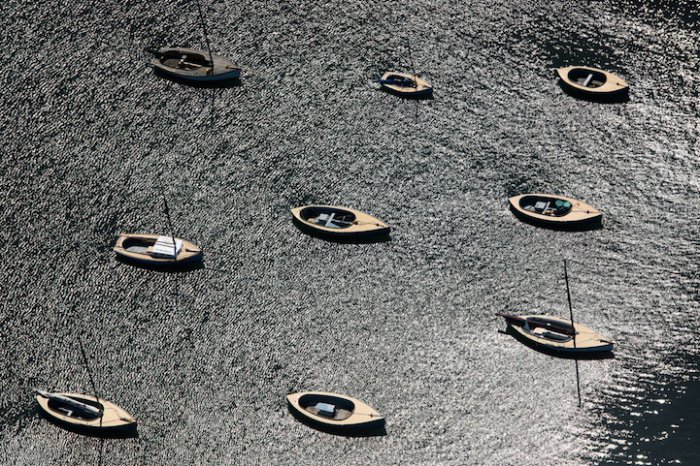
[
  {"x1": 194, "y1": 0, "x2": 215, "y2": 74},
  {"x1": 563, "y1": 259, "x2": 575, "y2": 338},
  {"x1": 407, "y1": 39, "x2": 417, "y2": 86},
  {"x1": 564, "y1": 259, "x2": 582, "y2": 407},
  {"x1": 161, "y1": 189, "x2": 178, "y2": 260},
  {"x1": 78, "y1": 337, "x2": 100, "y2": 406}
]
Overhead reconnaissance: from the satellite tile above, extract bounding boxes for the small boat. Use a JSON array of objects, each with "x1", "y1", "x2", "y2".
[
  {"x1": 508, "y1": 193, "x2": 602, "y2": 229},
  {"x1": 286, "y1": 392, "x2": 384, "y2": 433},
  {"x1": 148, "y1": 47, "x2": 241, "y2": 83},
  {"x1": 291, "y1": 205, "x2": 390, "y2": 239},
  {"x1": 35, "y1": 390, "x2": 136, "y2": 434},
  {"x1": 557, "y1": 66, "x2": 629, "y2": 99},
  {"x1": 496, "y1": 313, "x2": 614, "y2": 353},
  {"x1": 114, "y1": 233, "x2": 203, "y2": 265},
  {"x1": 379, "y1": 71, "x2": 433, "y2": 97}
]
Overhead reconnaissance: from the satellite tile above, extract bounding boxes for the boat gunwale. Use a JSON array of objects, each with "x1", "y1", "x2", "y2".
[
  {"x1": 557, "y1": 66, "x2": 629, "y2": 95},
  {"x1": 286, "y1": 391, "x2": 384, "y2": 427},
  {"x1": 379, "y1": 71, "x2": 433, "y2": 96},
  {"x1": 113, "y1": 233, "x2": 203, "y2": 264},
  {"x1": 505, "y1": 314, "x2": 614, "y2": 353},
  {"x1": 151, "y1": 47, "x2": 241, "y2": 81},
  {"x1": 290, "y1": 205, "x2": 390, "y2": 236},
  {"x1": 508, "y1": 193, "x2": 602, "y2": 228},
  {"x1": 36, "y1": 392, "x2": 136, "y2": 430}
]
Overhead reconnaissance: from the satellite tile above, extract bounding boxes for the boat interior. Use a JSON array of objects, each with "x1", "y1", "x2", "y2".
[
  {"x1": 519, "y1": 196, "x2": 572, "y2": 217},
  {"x1": 122, "y1": 236, "x2": 156, "y2": 254},
  {"x1": 160, "y1": 50, "x2": 210, "y2": 70},
  {"x1": 299, "y1": 394, "x2": 355, "y2": 421},
  {"x1": 527, "y1": 326, "x2": 572, "y2": 342},
  {"x1": 567, "y1": 69, "x2": 606, "y2": 88},
  {"x1": 300, "y1": 207, "x2": 357, "y2": 229},
  {"x1": 47, "y1": 395, "x2": 103, "y2": 421},
  {"x1": 521, "y1": 317, "x2": 575, "y2": 342},
  {"x1": 381, "y1": 74, "x2": 417, "y2": 88}
]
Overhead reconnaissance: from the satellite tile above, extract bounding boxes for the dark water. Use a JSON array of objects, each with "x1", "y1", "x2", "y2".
[{"x1": 1, "y1": 0, "x2": 698, "y2": 464}]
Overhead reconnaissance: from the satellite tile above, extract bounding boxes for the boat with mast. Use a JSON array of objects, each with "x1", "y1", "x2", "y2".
[
  {"x1": 147, "y1": 0, "x2": 240, "y2": 83},
  {"x1": 497, "y1": 261, "x2": 614, "y2": 354},
  {"x1": 35, "y1": 339, "x2": 136, "y2": 436},
  {"x1": 35, "y1": 390, "x2": 136, "y2": 435},
  {"x1": 114, "y1": 192, "x2": 203, "y2": 267}
]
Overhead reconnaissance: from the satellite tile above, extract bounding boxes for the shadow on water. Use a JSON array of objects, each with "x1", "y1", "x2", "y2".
[
  {"x1": 152, "y1": 68, "x2": 242, "y2": 89},
  {"x1": 310, "y1": 234, "x2": 392, "y2": 245},
  {"x1": 288, "y1": 406, "x2": 387, "y2": 438},
  {"x1": 292, "y1": 228, "x2": 392, "y2": 245},
  {"x1": 37, "y1": 407, "x2": 139, "y2": 439},
  {"x1": 291, "y1": 217, "x2": 392, "y2": 244},
  {"x1": 379, "y1": 86, "x2": 434, "y2": 101},
  {"x1": 115, "y1": 256, "x2": 205, "y2": 273},
  {"x1": 98, "y1": 437, "x2": 104, "y2": 466},
  {"x1": 499, "y1": 327, "x2": 616, "y2": 361},
  {"x1": 509, "y1": 207, "x2": 604, "y2": 232},
  {"x1": 556, "y1": 80, "x2": 630, "y2": 104}
]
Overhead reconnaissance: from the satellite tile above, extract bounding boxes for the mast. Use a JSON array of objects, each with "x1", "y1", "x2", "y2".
[
  {"x1": 194, "y1": 0, "x2": 215, "y2": 74},
  {"x1": 78, "y1": 337, "x2": 100, "y2": 407},
  {"x1": 407, "y1": 39, "x2": 417, "y2": 87},
  {"x1": 564, "y1": 259, "x2": 582, "y2": 407},
  {"x1": 563, "y1": 259, "x2": 575, "y2": 338},
  {"x1": 161, "y1": 190, "x2": 178, "y2": 260}
]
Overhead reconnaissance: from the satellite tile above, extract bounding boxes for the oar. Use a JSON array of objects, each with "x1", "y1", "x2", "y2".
[
  {"x1": 185, "y1": 248, "x2": 216, "y2": 253},
  {"x1": 570, "y1": 209, "x2": 599, "y2": 214},
  {"x1": 316, "y1": 217, "x2": 385, "y2": 227},
  {"x1": 351, "y1": 412, "x2": 382, "y2": 418},
  {"x1": 179, "y1": 61, "x2": 204, "y2": 69}
]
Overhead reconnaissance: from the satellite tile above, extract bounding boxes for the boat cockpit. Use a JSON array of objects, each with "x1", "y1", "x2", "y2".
[
  {"x1": 520, "y1": 197, "x2": 572, "y2": 217},
  {"x1": 567, "y1": 69, "x2": 606, "y2": 88},
  {"x1": 47, "y1": 395, "x2": 104, "y2": 420},
  {"x1": 161, "y1": 51, "x2": 210, "y2": 70},
  {"x1": 301, "y1": 207, "x2": 357, "y2": 229},
  {"x1": 522, "y1": 317, "x2": 575, "y2": 342},
  {"x1": 299, "y1": 394, "x2": 354, "y2": 421},
  {"x1": 380, "y1": 74, "x2": 417, "y2": 88}
]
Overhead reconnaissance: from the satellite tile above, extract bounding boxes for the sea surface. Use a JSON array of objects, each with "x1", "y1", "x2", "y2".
[{"x1": 1, "y1": 0, "x2": 698, "y2": 464}]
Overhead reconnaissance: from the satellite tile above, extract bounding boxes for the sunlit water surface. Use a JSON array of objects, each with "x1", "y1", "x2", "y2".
[{"x1": 1, "y1": 0, "x2": 698, "y2": 464}]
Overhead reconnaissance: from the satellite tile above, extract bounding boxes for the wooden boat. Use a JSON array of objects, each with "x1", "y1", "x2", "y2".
[
  {"x1": 379, "y1": 71, "x2": 433, "y2": 97},
  {"x1": 149, "y1": 47, "x2": 241, "y2": 83},
  {"x1": 35, "y1": 390, "x2": 136, "y2": 434},
  {"x1": 286, "y1": 392, "x2": 384, "y2": 432},
  {"x1": 496, "y1": 313, "x2": 614, "y2": 353},
  {"x1": 114, "y1": 233, "x2": 203, "y2": 265},
  {"x1": 557, "y1": 66, "x2": 629, "y2": 99},
  {"x1": 291, "y1": 205, "x2": 390, "y2": 239},
  {"x1": 508, "y1": 193, "x2": 602, "y2": 229}
]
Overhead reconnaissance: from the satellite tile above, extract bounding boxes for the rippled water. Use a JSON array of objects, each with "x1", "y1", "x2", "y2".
[{"x1": 1, "y1": 0, "x2": 698, "y2": 464}]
